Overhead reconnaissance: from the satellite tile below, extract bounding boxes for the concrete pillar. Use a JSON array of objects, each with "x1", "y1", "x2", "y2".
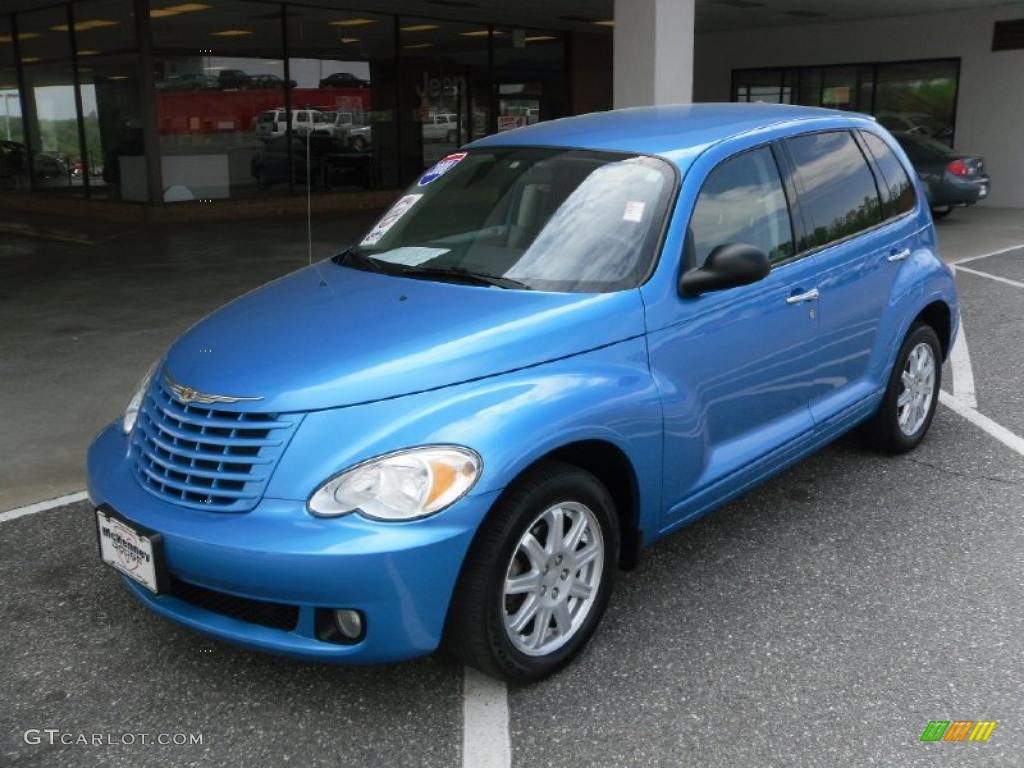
[{"x1": 613, "y1": 0, "x2": 694, "y2": 108}]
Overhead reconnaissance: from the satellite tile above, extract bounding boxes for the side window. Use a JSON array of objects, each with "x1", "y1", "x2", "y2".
[
  {"x1": 860, "y1": 131, "x2": 917, "y2": 219},
  {"x1": 785, "y1": 131, "x2": 883, "y2": 251},
  {"x1": 689, "y1": 146, "x2": 794, "y2": 267}
]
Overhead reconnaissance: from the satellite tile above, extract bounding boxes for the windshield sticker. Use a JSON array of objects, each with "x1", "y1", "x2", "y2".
[
  {"x1": 417, "y1": 152, "x2": 467, "y2": 186},
  {"x1": 361, "y1": 194, "x2": 423, "y2": 245},
  {"x1": 623, "y1": 201, "x2": 646, "y2": 223},
  {"x1": 373, "y1": 246, "x2": 449, "y2": 267}
]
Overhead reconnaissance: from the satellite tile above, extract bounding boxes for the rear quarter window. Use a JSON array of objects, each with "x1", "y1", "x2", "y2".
[
  {"x1": 785, "y1": 130, "x2": 883, "y2": 251},
  {"x1": 860, "y1": 131, "x2": 917, "y2": 219}
]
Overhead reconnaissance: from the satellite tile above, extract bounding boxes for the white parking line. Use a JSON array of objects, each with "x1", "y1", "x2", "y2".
[
  {"x1": 939, "y1": 391, "x2": 1024, "y2": 458},
  {"x1": 951, "y1": 244, "x2": 1023, "y2": 266},
  {"x1": 462, "y1": 666, "x2": 511, "y2": 768},
  {"x1": 948, "y1": 316, "x2": 978, "y2": 409},
  {"x1": 0, "y1": 490, "x2": 89, "y2": 523},
  {"x1": 940, "y1": 270, "x2": 1024, "y2": 457},
  {"x1": 954, "y1": 265, "x2": 1024, "y2": 290}
]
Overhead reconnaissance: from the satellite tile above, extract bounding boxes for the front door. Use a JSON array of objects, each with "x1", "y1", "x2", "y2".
[{"x1": 647, "y1": 144, "x2": 823, "y2": 528}]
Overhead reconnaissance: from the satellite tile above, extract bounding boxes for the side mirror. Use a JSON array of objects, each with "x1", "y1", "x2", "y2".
[{"x1": 679, "y1": 242, "x2": 771, "y2": 297}]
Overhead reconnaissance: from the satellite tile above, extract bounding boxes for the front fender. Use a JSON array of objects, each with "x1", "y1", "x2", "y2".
[{"x1": 265, "y1": 337, "x2": 663, "y2": 537}]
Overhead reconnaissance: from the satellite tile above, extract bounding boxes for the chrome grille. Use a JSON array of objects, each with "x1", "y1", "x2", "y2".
[{"x1": 130, "y1": 377, "x2": 297, "y2": 512}]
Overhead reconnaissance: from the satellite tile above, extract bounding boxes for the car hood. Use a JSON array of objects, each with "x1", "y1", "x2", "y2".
[{"x1": 163, "y1": 262, "x2": 647, "y2": 413}]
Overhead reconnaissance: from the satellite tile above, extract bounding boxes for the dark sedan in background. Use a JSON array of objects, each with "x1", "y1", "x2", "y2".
[{"x1": 893, "y1": 132, "x2": 990, "y2": 218}]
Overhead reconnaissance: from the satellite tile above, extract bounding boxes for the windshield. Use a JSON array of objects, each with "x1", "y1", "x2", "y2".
[{"x1": 343, "y1": 147, "x2": 676, "y2": 292}]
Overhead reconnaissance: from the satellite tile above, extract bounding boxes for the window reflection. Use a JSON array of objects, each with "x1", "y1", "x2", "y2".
[
  {"x1": 493, "y1": 28, "x2": 566, "y2": 135},
  {"x1": 689, "y1": 147, "x2": 793, "y2": 266},
  {"x1": 399, "y1": 18, "x2": 489, "y2": 177},
  {"x1": 1, "y1": 16, "x2": 28, "y2": 191},
  {"x1": 874, "y1": 60, "x2": 958, "y2": 145},
  {"x1": 785, "y1": 131, "x2": 882, "y2": 249},
  {"x1": 287, "y1": 8, "x2": 396, "y2": 191},
  {"x1": 153, "y1": 0, "x2": 285, "y2": 200},
  {"x1": 4, "y1": 2, "x2": 568, "y2": 204},
  {"x1": 734, "y1": 59, "x2": 960, "y2": 146},
  {"x1": 860, "y1": 131, "x2": 916, "y2": 218},
  {"x1": 18, "y1": 7, "x2": 80, "y2": 194}
]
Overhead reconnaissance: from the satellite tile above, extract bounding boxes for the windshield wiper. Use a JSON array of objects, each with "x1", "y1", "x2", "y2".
[
  {"x1": 396, "y1": 265, "x2": 532, "y2": 290},
  {"x1": 332, "y1": 247, "x2": 385, "y2": 273}
]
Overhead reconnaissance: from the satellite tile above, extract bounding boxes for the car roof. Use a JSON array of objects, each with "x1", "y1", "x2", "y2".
[{"x1": 469, "y1": 102, "x2": 854, "y2": 168}]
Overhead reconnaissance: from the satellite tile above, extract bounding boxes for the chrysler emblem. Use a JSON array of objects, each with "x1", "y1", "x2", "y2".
[{"x1": 163, "y1": 371, "x2": 263, "y2": 405}]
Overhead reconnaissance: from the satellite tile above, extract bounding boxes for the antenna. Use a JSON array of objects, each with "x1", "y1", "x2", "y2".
[
  {"x1": 303, "y1": 106, "x2": 328, "y2": 289},
  {"x1": 306, "y1": 120, "x2": 312, "y2": 268}
]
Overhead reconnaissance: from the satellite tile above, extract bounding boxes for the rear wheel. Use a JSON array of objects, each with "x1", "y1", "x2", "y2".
[
  {"x1": 861, "y1": 323, "x2": 941, "y2": 453},
  {"x1": 931, "y1": 206, "x2": 953, "y2": 219},
  {"x1": 444, "y1": 461, "x2": 618, "y2": 683}
]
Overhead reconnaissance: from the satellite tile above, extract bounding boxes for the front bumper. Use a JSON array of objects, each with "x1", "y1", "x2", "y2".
[{"x1": 87, "y1": 423, "x2": 498, "y2": 663}]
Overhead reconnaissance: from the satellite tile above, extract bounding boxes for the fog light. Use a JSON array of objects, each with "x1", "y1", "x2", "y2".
[
  {"x1": 314, "y1": 607, "x2": 365, "y2": 644},
  {"x1": 334, "y1": 609, "x2": 363, "y2": 639}
]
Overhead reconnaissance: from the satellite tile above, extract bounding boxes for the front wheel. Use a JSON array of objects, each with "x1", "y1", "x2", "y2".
[
  {"x1": 444, "y1": 461, "x2": 618, "y2": 683},
  {"x1": 861, "y1": 323, "x2": 942, "y2": 453}
]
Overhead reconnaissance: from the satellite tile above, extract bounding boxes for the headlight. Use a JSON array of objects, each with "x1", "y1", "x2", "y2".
[
  {"x1": 122, "y1": 360, "x2": 160, "y2": 434},
  {"x1": 308, "y1": 446, "x2": 482, "y2": 521}
]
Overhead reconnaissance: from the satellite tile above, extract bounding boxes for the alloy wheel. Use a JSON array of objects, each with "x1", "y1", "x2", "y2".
[
  {"x1": 897, "y1": 341, "x2": 935, "y2": 436},
  {"x1": 502, "y1": 501, "x2": 605, "y2": 656}
]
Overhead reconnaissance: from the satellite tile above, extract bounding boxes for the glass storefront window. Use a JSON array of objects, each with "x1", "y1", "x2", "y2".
[
  {"x1": 69, "y1": 0, "x2": 146, "y2": 200},
  {"x1": 17, "y1": 6, "x2": 81, "y2": 194},
  {"x1": 5, "y1": 1, "x2": 570, "y2": 205},
  {"x1": 152, "y1": 0, "x2": 285, "y2": 201},
  {"x1": 874, "y1": 60, "x2": 958, "y2": 145},
  {"x1": 286, "y1": 8, "x2": 396, "y2": 192},
  {"x1": 1, "y1": 16, "x2": 28, "y2": 191},
  {"x1": 398, "y1": 17, "x2": 490, "y2": 180},
  {"x1": 733, "y1": 59, "x2": 960, "y2": 145},
  {"x1": 734, "y1": 68, "x2": 784, "y2": 104},
  {"x1": 821, "y1": 66, "x2": 857, "y2": 110},
  {"x1": 492, "y1": 27, "x2": 566, "y2": 134},
  {"x1": 79, "y1": 52, "x2": 148, "y2": 200}
]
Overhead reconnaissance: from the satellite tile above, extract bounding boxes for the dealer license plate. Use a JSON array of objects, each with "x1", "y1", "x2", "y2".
[{"x1": 96, "y1": 507, "x2": 165, "y2": 593}]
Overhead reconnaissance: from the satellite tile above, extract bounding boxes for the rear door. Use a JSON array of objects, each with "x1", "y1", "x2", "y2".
[{"x1": 781, "y1": 129, "x2": 922, "y2": 433}]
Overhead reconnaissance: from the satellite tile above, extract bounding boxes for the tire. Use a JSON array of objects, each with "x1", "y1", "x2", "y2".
[
  {"x1": 444, "y1": 460, "x2": 619, "y2": 683},
  {"x1": 931, "y1": 206, "x2": 953, "y2": 220},
  {"x1": 351, "y1": 136, "x2": 366, "y2": 152},
  {"x1": 861, "y1": 323, "x2": 942, "y2": 453}
]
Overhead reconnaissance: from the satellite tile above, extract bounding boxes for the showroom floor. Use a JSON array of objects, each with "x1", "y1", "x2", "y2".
[{"x1": 1, "y1": 207, "x2": 1023, "y2": 767}]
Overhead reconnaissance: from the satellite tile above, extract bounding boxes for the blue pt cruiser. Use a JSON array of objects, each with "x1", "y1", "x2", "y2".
[{"x1": 88, "y1": 104, "x2": 958, "y2": 682}]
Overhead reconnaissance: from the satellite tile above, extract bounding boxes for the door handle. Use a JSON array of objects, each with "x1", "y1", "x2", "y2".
[
  {"x1": 786, "y1": 288, "x2": 819, "y2": 304},
  {"x1": 887, "y1": 247, "x2": 911, "y2": 262}
]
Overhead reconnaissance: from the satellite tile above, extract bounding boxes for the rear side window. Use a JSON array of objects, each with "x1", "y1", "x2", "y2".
[
  {"x1": 785, "y1": 131, "x2": 882, "y2": 251},
  {"x1": 860, "y1": 131, "x2": 917, "y2": 218},
  {"x1": 688, "y1": 146, "x2": 794, "y2": 267}
]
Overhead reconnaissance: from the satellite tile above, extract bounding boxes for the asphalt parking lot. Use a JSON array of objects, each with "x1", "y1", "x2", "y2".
[{"x1": 2, "y1": 217, "x2": 1023, "y2": 767}]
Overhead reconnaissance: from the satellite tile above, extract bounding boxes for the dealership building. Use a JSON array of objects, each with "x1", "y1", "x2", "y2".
[{"x1": 1, "y1": 0, "x2": 1022, "y2": 218}]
